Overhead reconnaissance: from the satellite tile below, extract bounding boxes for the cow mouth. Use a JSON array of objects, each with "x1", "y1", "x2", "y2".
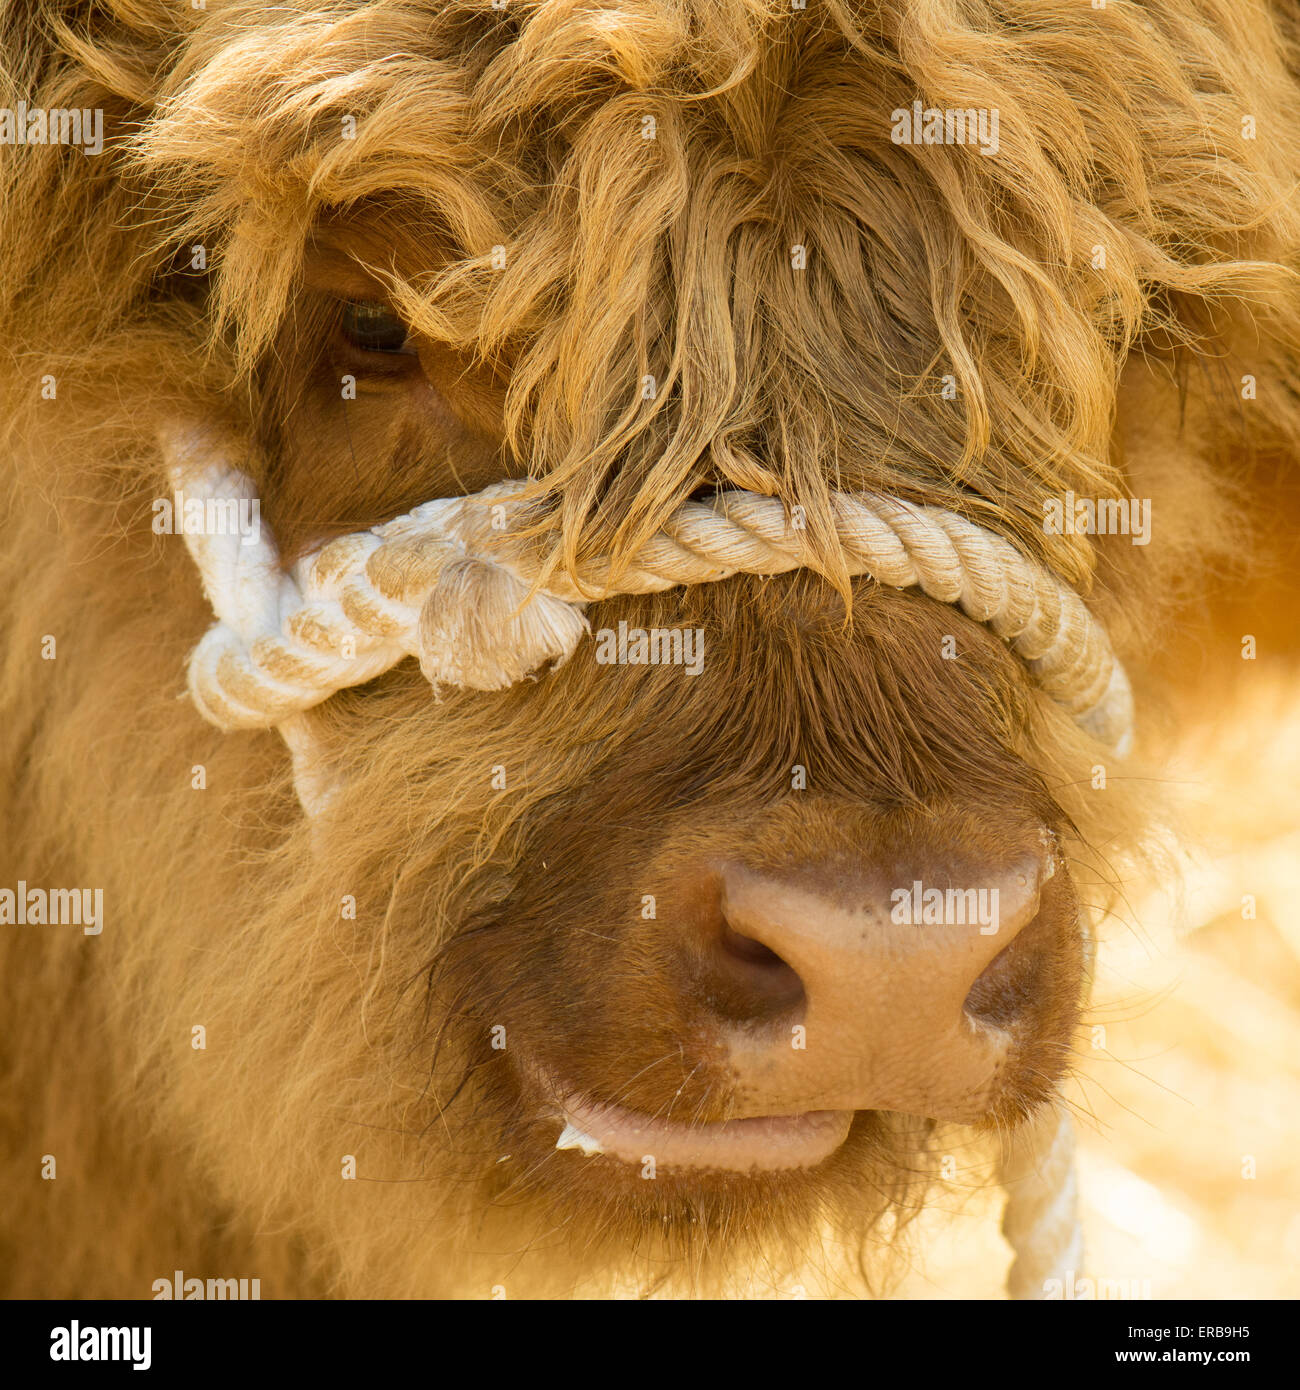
[{"x1": 535, "y1": 1070, "x2": 855, "y2": 1173}]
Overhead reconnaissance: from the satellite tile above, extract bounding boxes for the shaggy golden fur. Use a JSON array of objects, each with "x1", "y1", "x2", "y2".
[{"x1": 1, "y1": 0, "x2": 1298, "y2": 1297}]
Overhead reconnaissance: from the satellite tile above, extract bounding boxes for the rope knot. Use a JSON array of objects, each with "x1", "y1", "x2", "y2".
[{"x1": 417, "y1": 554, "x2": 590, "y2": 692}]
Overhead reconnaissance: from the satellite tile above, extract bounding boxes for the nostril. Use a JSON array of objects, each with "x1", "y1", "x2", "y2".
[
  {"x1": 704, "y1": 922, "x2": 806, "y2": 1024},
  {"x1": 963, "y1": 905, "x2": 1050, "y2": 1030},
  {"x1": 719, "y1": 922, "x2": 786, "y2": 968}
]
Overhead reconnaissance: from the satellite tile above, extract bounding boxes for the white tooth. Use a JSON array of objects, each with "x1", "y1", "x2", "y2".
[
  {"x1": 556, "y1": 1122, "x2": 605, "y2": 1157},
  {"x1": 1038, "y1": 828, "x2": 1060, "y2": 880}
]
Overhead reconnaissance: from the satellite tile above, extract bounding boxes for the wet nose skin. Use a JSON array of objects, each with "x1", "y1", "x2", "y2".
[{"x1": 714, "y1": 853, "x2": 1055, "y2": 1124}]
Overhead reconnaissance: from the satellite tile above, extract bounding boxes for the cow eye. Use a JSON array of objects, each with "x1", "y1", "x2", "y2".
[{"x1": 338, "y1": 299, "x2": 413, "y2": 354}]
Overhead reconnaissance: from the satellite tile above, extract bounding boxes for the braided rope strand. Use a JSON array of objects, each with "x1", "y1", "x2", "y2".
[
  {"x1": 999, "y1": 1106, "x2": 1084, "y2": 1299},
  {"x1": 161, "y1": 425, "x2": 1134, "y2": 754}
]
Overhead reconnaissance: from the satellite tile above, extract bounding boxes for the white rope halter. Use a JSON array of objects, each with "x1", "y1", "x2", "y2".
[
  {"x1": 160, "y1": 423, "x2": 1134, "y2": 757},
  {"x1": 160, "y1": 420, "x2": 1102, "y2": 1297},
  {"x1": 999, "y1": 1105, "x2": 1084, "y2": 1299}
]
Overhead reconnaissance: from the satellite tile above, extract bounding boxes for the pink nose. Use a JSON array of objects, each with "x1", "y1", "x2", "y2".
[{"x1": 689, "y1": 850, "x2": 1064, "y2": 1124}]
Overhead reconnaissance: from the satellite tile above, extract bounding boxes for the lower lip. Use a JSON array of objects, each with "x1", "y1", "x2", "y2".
[{"x1": 541, "y1": 1076, "x2": 854, "y2": 1173}]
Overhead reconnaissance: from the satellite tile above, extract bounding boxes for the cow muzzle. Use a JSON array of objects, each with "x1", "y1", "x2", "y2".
[{"x1": 702, "y1": 848, "x2": 1069, "y2": 1125}]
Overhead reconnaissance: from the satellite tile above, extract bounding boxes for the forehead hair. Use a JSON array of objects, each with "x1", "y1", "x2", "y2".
[
  {"x1": 1, "y1": 0, "x2": 1293, "y2": 590},
  {"x1": 123, "y1": 1, "x2": 1297, "y2": 571}
]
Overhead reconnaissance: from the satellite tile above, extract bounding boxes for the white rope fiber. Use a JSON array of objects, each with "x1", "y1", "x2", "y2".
[
  {"x1": 999, "y1": 1106, "x2": 1084, "y2": 1299},
  {"x1": 161, "y1": 423, "x2": 1134, "y2": 756}
]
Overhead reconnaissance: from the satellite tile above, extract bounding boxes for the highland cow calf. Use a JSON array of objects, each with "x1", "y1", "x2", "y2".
[{"x1": 2, "y1": 0, "x2": 1298, "y2": 1300}]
